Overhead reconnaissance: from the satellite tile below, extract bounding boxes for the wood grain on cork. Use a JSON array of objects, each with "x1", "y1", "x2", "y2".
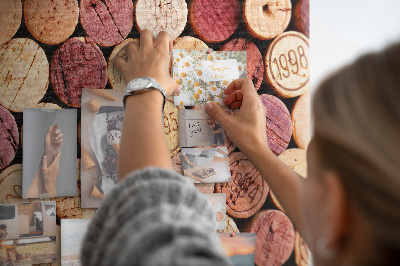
[
  {"x1": 216, "y1": 152, "x2": 269, "y2": 218},
  {"x1": 243, "y1": 0, "x2": 291, "y2": 40},
  {"x1": 295, "y1": 231, "x2": 310, "y2": 266},
  {"x1": 50, "y1": 37, "x2": 107, "y2": 108},
  {"x1": 80, "y1": 0, "x2": 134, "y2": 47},
  {"x1": 292, "y1": 91, "x2": 310, "y2": 149},
  {"x1": 190, "y1": 0, "x2": 240, "y2": 43},
  {"x1": 0, "y1": 0, "x2": 22, "y2": 46},
  {"x1": 0, "y1": 105, "x2": 19, "y2": 170},
  {"x1": 135, "y1": 0, "x2": 187, "y2": 40},
  {"x1": 108, "y1": 38, "x2": 139, "y2": 91},
  {"x1": 24, "y1": 0, "x2": 79, "y2": 45},
  {"x1": 246, "y1": 209, "x2": 295, "y2": 266},
  {"x1": 0, "y1": 38, "x2": 49, "y2": 112},
  {"x1": 293, "y1": 0, "x2": 309, "y2": 37},
  {"x1": 265, "y1": 31, "x2": 310, "y2": 98},
  {"x1": 173, "y1": 36, "x2": 208, "y2": 50},
  {"x1": 0, "y1": 164, "x2": 27, "y2": 204},
  {"x1": 278, "y1": 148, "x2": 307, "y2": 177}
]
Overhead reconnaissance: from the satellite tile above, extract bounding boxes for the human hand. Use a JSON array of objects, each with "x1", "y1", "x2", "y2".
[
  {"x1": 41, "y1": 152, "x2": 61, "y2": 197},
  {"x1": 189, "y1": 162, "x2": 197, "y2": 167},
  {"x1": 44, "y1": 124, "x2": 63, "y2": 165},
  {"x1": 114, "y1": 29, "x2": 179, "y2": 97},
  {"x1": 205, "y1": 78, "x2": 270, "y2": 155}
]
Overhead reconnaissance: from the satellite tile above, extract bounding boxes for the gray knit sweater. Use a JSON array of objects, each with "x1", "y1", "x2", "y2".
[{"x1": 81, "y1": 167, "x2": 232, "y2": 266}]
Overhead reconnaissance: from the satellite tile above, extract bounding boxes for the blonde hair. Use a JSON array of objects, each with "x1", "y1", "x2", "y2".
[{"x1": 312, "y1": 43, "x2": 400, "y2": 263}]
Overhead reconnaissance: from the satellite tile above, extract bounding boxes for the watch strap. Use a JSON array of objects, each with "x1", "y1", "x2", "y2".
[{"x1": 123, "y1": 77, "x2": 166, "y2": 110}]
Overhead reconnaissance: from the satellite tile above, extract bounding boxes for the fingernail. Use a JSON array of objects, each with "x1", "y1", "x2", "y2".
[
  {"x1": 177, "y1": 86, "x2": 182, "y2": 94},
  {"x1": 205, "y1": 102, "x2": 214, "y2": 111}
]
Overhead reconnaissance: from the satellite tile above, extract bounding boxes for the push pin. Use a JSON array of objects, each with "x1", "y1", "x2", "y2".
[
  {"x1": 230, "y1": 232, "x2": 235, "y2": 237},
  {"x1": 206, "y1": 48, "x2": 212, "y2": 54}
]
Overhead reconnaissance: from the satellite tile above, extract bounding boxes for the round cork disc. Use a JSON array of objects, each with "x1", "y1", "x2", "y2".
[
  {"x1": 50, "y1": 37, "x2": 107, "y2": 108},
  {"x1": 221, "y1": 38, "x2": 264, "y2": 90},
  {"x1": 278, "y1": 148, "x2": 307, "y2": 177},
  {"x1": 215, "y1": 152, "x2": 269, "y2": 218},
  {"x1": 108, "y1": 38, "x2": 140, "y2": 91},
  {"x1": 246, "y1": 209, "x2": 295, "y2": 266},
  {"x1": 293, "y1": 0, "x2": 309, "y2": 37},
  {"x1": 24, "y1": 0, "x2": 79, "y2": 45},
  {"x1": 190, "y1": 0, "x2": 240, "y2": 43},
  {"x1": 243, "y1": 0, "x2": 291, "y2": 40},
  {"x1": 135, "y1": 0, "x2": 187, "y2": 40},
  {"x1": 173, "y1": 36, "x2": 208, "y2": 50},
  {"x1": 0, "y1": 164, "x2": 27, "y2": 204},
  {"x1": 295, "y1": 231, "x2": 310, "y2": 266},
  {"x1": 80, "y1": 0, "x2": 134, "y2": 47},
  {"x1": 260, "y1": 94, "x2": 292, "y2": 155},
  {"x1": 0, "y1": 0, "x2": 22, "y2": 46},
  {"x1": 265, "y1": 31, "x2": 310, "y2": 98},
  {"x1": 0, "y1": 38, "x2": 49, "y2": 112},
  {"x1": 292, "y1": 91, "x2": 310, "y2": 149},
  {"x1": 217, "y1": 215, "x2": 240, "y2": 233},
  {"x1": 164, "y1": 99, "x2": 184, "y2": 157}
]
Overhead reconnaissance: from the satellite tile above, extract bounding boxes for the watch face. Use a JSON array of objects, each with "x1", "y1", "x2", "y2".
[{"x1": 130, "y1": 77, "x2": 151, "y2": 90}]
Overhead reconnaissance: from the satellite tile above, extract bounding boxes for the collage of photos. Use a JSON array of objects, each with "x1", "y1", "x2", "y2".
[
  {"x1": 182, "y1": 147, "x2": 230, "y2": 183},
  {"x1": 80, "y1": 89, "x2": 124, "y2": 208},
  {"x1": 22, "y1": 109, "x2": 77, "y2": 198},
  {"x1": 0, "y1": 202, "x2": 57, "y2": 265}
]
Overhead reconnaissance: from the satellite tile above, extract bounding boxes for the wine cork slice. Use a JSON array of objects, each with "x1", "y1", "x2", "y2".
[
  {"x1": 50, "y1": 37, "x2": 107, "y2": 108},
  {"x1": 0, "y1": 164, "x2": 30, "y2": 204},
  {"x1": 292, "y1": 91, "x2": 310, "y2": 149},
  {"x1": 36, "y1": 103, "x2": 62, "y2": 109},
  {"x1": 80, "y1": 0, "x2": 134, "y2": 47},
  {"x1": 293, "y1": 0, "x2": 309, "y2": 37},
  {"x1": 243, "y1": 0, "x2": 291, "y2": 40},
  {"x1": 173, "y1": 36, "x2": 208, "y2": 50},
  {"x1": 24, "y1": 0, "x2": 79, "y2": 45},
  {"x1": 0, "y1": 0, "x2": 22, "y2": 46},
  {"x1": 0, "y1": 38, "x2": 49, "y2": 112},
  {"x1": 295, "y1": 231, "x2": 310, "y2": 266},
  {"x1": 190, "y1": 0, "x2": 240, "y2": 43},
  {"x1": 171, "y1": 151, "x2": 184, "y2": 175},
  {"x1": 0, "y1": 105, "x2": 19, "y2": 170},
  {"x1": 265, "y1": 31, "x2": 310, "y2": 98},
  {"x1": 246, "y1": 209, "x2": 295, "y2": 266},
  {"x1": 216, "y1": 215, "x2": 239, "y2": 233},
  {"x1": 215, "y1": 152, "x2": 269, "y2": 218},
  {"x1": 108, "y1": 38, "x2": 139, "y2": 91},
  {"x1": 221, "y1": 38, "x2": 264, "y2": 90},
  {"x1": 260, "y1": 94, "x2": 292, "y2": 155},
  {"x1": 164, "y1": 98, "x2": 184, "y2": 157},
  {"x1": 135, "y1": 0, "x2": 187, "y2": 40},
  {"x1": 278, "y1": 148, "x2": 307, "y2": 177}
]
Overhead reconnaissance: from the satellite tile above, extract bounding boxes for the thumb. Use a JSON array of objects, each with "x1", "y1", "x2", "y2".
[
  {"x1": 42, "y1": 156, "x2": 48, "y2": 171},
  {"x1": 205, "y1": 102, "x2": 231, "y2": 127}
]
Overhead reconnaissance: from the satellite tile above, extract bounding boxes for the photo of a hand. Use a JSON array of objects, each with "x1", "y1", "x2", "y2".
[
  {"x1": 44, "y1": 124, "x2": 63, "y2": 166},
  {"x1": 41, "y1": 152, "x2": 61, "y2": 197}
]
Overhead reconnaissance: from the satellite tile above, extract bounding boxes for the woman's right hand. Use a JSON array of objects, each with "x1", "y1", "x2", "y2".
[{"x1": 205, "y1": 78, "x2": 270, "y2": 156}]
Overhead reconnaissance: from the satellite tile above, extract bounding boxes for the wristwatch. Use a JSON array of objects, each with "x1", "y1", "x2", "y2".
[{"x1": 123, "y1": 77, "x2": 166, "y2": 108}]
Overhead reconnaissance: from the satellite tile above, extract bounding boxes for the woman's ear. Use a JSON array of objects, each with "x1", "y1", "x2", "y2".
[{"x1": 320, "y1": 170, "x2": 350, "y2": 252}]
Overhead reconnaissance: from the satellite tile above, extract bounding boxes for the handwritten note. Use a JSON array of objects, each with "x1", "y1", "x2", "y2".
[{"x1": 197, "y1": 59, "x2": 239, "y2": 82}]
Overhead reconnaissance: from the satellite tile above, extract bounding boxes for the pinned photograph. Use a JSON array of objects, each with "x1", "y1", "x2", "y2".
[
  {"x1": 182, "y1": 147, "x2": 230, "y2": 183},
  {"x1": 204, "y1": 194, "x2": 226, "y2": 230},
  {"x1": 22, "y1": 108, "x2": 77, "y2": 198},
  {"x1": 179, "y1": 109, "x2": 225, "y2": 148},
  {"x1": 219, "y1": 233, "x2": 256, "y2": 266},
  {"x1": 0, "y1": 202, "x2": 57, "y2": 265},
  {"x1": 172, "y1": 49, "x2": 247, "y2": 106},
  {"x1": 81, "y1": 89, "x2": 124, "y2": 208},
  {"x1": 61, "y1": 219, "x2": 92, "y2": 266}
]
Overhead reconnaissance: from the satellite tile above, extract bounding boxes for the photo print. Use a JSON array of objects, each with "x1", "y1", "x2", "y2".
[
  {"x1": 179, "y1": 109, "x2": 225, "y2": 148},
  {"x1": 0, "y1": 202, "x2": 57, "y2": 265},
  {"x1": 172, "y1": 49, "x2": 247, "y2": 106},
  {"x1": 61, "y1": 219, "x2": 92, "y2": 266},
  {"x1": 22, "y1": 108, "x2": 77, "y2": 198},
  {"x1": 204, "y1": 193, "x2": 226, "y2": 230},
  {"x1": 219, "y1": 233, "x2": 256, "y2": 266},
  {"x1": 181, "y1": 147, "x2": 230, "y2": 183},
  {"x1": 81, "y1": 89, "x2": 124, "y2": 208}
]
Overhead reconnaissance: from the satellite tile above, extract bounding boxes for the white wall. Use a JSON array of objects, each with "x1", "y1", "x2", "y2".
[{"x1": 310, "y1": 0, "x2": 400, "y2": 90}]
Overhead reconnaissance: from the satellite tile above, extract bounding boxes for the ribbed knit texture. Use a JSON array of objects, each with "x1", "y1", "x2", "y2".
[{"x1": 81, "y1": 167, "x2": 232, "y2": 266}]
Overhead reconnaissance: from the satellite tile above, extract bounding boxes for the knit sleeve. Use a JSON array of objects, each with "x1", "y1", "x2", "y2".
[{"x1": 81, "y1": 167, "x2": 232, "y2": 266}]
